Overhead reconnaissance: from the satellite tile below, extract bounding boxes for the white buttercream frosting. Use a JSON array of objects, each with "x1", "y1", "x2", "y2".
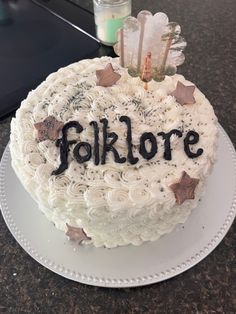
[{"x1": 10, "y1": 57, "x2": 218, "y2": 248}]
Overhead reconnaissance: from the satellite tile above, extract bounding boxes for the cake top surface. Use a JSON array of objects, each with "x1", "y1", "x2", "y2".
[{"x1": 10, "y1": 56, "x2": 218, "y2": 212}]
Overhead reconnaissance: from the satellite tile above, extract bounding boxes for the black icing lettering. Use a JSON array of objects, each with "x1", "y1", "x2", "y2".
[
  {"x1": 52, "y1": 121, "x2": 83, "y2": 175},
  {"x1": 158, "y1": 129, "x2": 182, "y2": 160},
  {"x1": 51, "y1": 116, "x2": 204, "y2": 172},
  {"x1": 90, "y1": 121, "x2": 100, "y2": 165},
  {"x1": 119, "y1": 115, "x2": 139, "y2": 165},
  {"x1": 73, "y1": 142, "x2": 92, "y2": 163},
  {"x1": 139, "y1": 132, "x2": 157, "y2": 160},
  {"x1": 184, "y1": 130, "x2": 204, "y2": 158},
  {"x1": 100, "y1": 118, "x2": 126, "y2": 164}
]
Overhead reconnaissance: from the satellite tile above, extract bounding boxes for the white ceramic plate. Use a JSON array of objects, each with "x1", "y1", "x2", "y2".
[{"x1": 0, "y1": 125, "x2": 235, "y2": 288}]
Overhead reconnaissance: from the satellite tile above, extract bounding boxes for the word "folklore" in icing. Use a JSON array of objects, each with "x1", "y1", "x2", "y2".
[{"x1": 52, "y1": 116, "x2": 203, "y2": 175}]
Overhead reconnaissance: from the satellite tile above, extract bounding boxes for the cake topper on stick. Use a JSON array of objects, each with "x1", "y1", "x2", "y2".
[{"x1": 114, "y1": 11, "x2": 187, "y2": 89}]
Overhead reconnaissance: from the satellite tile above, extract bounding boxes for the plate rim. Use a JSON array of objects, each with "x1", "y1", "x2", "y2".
[{"x1": 0, "y1": 124, "x2": 236, "y2": 288}]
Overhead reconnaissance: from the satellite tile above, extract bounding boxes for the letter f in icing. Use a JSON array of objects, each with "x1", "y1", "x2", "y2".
[{"x1": 52, "y1": 121, "x2": 83, "y2": 175}]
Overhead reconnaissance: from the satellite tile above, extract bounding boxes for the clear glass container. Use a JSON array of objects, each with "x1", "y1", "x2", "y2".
[{"x1": 93, "y1": 0, "x2": 131, "y2": 46}]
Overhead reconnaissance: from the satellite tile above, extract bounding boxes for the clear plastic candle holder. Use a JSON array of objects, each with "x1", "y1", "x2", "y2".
[{"x1": 93, "y1": 0, "x2": 131, "y2": 46}]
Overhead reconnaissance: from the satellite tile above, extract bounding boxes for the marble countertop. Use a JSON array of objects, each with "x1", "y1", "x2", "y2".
[{"x1": 0, "y1": 0, "x2": 235, "y2": 313}]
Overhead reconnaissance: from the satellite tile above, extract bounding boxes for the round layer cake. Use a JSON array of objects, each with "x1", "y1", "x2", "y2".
[{"x1": 10, "y1": 57, "x2": 218, "y2": 248}]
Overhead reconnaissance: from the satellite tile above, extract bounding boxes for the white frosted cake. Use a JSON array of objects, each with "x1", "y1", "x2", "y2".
[{"x1": 10, "y1": 56, "x2": 218, "y2": 248}]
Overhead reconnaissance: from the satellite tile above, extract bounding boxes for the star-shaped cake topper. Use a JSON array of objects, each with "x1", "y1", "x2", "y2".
[
  {"x1": 169, "y1": 171, "x2": 199, "y2": 205},
  {"x1": 96, "y1": 63, "x2": 121, "y2": 87},
  {"x1": 65, "y1": 223, "x2": 91, "y2": 244},
  {"x1": 170, "y1": 81, "x2": 196, "y2": 105},
  {"x1": 34, "y1": 116, "x2": 64, "y2": 142}
]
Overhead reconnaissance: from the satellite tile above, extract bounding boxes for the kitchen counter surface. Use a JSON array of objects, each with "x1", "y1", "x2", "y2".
[{"x1": 0, "y1": 0, "x2": 235, "y2": 313}]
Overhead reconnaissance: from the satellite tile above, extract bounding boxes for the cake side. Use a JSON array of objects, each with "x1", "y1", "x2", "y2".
[{"x1": 10, "y1": 57, "x2": 218, "y2": 248}]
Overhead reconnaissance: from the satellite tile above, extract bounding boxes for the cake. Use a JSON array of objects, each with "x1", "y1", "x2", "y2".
[{"x1": 10, "y1": 56, "x2": 218, "y2": 248}]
